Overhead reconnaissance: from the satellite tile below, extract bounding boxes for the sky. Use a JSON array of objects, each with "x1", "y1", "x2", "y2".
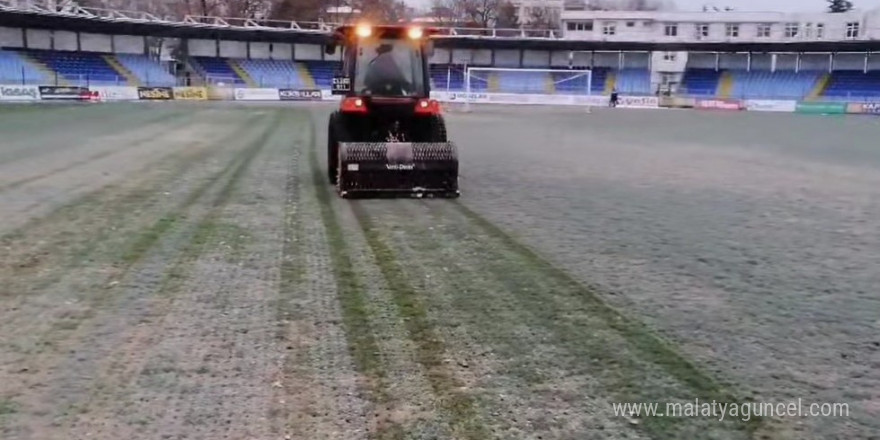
[{"x1": 675, "y1": 0, "x2": 880, "y2": 11}]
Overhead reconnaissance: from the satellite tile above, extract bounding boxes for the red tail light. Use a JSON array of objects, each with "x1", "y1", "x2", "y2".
[
  {"x1": 340, "y1": 97, "x2": 368, "y2": 113},
  {"x1": 414, "y1": 98, "x2": 441, "y2": 115}
]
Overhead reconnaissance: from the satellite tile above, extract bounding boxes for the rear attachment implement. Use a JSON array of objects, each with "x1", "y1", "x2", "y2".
[{"x1": 337, "y1": 142, "x2": 459, "y2": 198}]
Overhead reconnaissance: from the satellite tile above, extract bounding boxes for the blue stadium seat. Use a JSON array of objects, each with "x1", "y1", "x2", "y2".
[
  {"x1": 115, "y1": 54, "x2": 175, "y2": 86},
  {"x1": 681, "y1": 68, "x2": 721, "y2": 96},
  {"x1": 728, "y1": 70, "x2": 822, "y2": 99},
  {"x1": 301, "y1": 60, "x2": 340, "y2": 90},
  {"x1": 615, "y1": 68, "x2": 651, "y2": 94},
  {"x1": 238, "y1": 59, "x2": 304, "y2": 88},
  {"x1": 192, "y1": 57, "x2": 247, "y2": 85},
  {"x1": 824, "y1": 70, "x2": 880, "y2": 99},
  {"x1": 0, "y1": 50, "x2": 49, "y2": 84},
  {"x1": 26, "y1": 49, "x2": 125, "y2": 85}
]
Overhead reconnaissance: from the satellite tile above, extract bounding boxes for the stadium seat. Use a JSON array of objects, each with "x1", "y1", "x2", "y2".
[
  {"x1": 25, "y1": 49, "x2": 127, "y2": 85},
  {"x1": 727, "y1": 69, "x2": 822, "y2": 99},
  {"x1": 301, "y1": 61, "x2": 341, "y2": 90},
  {"x1": 114, "y1": 54, "x2": 175, "y2": 87},
  {"x1": 0, "y1": 50, "x2": 50, "y2": 84},
  {"x1": 237, "y1": 59, "x2": 307, "y2": 88},
  {"x1": 615, "y1": 68, "x2": 651, "y2": 95},
  {"x1": 823, "y1": 70, "x2": 880, "y2": 99},
  {"x1": 681, "y1": 68, "x2": 722, "y2": 96},
  {"x1": 191, "y1": 57, "x2": 248, "y2": 85}
]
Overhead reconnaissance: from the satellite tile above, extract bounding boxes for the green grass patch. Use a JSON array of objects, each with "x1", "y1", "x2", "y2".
[
  {"x1": 446, "y1": 201, "x2": 766, "y2": 438},
  {"x1": 350, "y1": 202, "x2": 489, "y2": 440}
]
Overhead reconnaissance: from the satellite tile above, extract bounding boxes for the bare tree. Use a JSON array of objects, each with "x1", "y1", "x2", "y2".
[
  {"x1": 525, "y1": 5, "x2": 559, "y2": 29},
  {"x1": 495, "y1": 0, "x2": 519, "y2": 28}
]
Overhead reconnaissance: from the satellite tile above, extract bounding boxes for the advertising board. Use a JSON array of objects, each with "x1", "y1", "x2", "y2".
[
  {"x1": 39, "y1": 86, "x2": 89, "y2": 100},
  {"x1": 173, "y1": 86, "x2": 207, "y2": 100},
  {"x1": 0, "y1": 85, "x2": 40, "y2": 101},
  {"x1": 659, "y1": 96, "x2": 696, "y2": 108},
  {"x1": 90, "y1": 86, "x2": 139, "y2": 101},
  {"x1": 137, "y1": 87, "x2": 173, "y2": 100},
  {"x1": 795, "y1": 102, "x2": 846, "y2": 114},
  {"x1": 846, "y1": 102, "x2": 880, "y2": 114},
  {"x1": 695, "y1": 99, "x2": 743, "y2": 110},
  {"x1": 619, "y1": 96, "x2": 659, "y2": 109},
  {"x1": 279, "y1": 88, "x2": 322, "y2": 101},
  {"x1": 233, "y1": 88, "x2": 280, "y2": 101},
  {"x1": 744, "y1": 100, "x2": 797, "y2": 112}
]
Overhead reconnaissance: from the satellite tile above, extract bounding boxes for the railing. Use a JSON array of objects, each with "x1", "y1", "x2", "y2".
[{"x1": 0, "y1": 70, "x2": 174, "y2": 87}]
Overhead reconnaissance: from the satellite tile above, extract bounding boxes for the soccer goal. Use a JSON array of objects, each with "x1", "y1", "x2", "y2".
[{"x1": 462, "y1": 67, "x2": 594, "y2": 111}]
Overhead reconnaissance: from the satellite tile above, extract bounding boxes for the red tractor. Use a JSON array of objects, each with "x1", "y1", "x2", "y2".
[{"x1": 325, "y1": 24, "x2": 459, "y2": 198}]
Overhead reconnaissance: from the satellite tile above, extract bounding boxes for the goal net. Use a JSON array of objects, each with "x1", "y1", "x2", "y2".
[{"x1": 461, "y1": 67, "x2": 593, "y2": 109}]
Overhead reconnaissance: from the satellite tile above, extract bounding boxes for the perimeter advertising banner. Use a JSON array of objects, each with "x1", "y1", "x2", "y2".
[
  {"x1": 137, "y1": 87, "x2": 173, "y2": 100},
  {"x1": 846, "y1": 102, "x2": 880, "y2": 114},
  {"x1": 278, "y1": 88, "x2": 322, "y2": 101},
  {"x1": 90, "y1": 86, "x2": 139, "y2": 101},
  {"x1": 695, "y1": 99, "x2": 744, "y2": 110},
  {"x1": 0, "y1": 85, "x2": 40, "y2": 101},
  {"x1": 745, "y1": 100, "x2": 798, "y2": 112},
  {"x1": 39, "y1": 86, "x2": 89, "y2": 100},
  {"x1": 233, "y1": 88, "x2": 280, "y2": 101},
  {"x1": 795, "y1": 102, "x2": 846, "y2": 114},
  {"x1": 173, "y1": 86, "x2": 207, "y2": 100}
]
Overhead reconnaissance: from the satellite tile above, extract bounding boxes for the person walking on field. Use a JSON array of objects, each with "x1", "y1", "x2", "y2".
[{"x1": 609, "y1": 88, "x2": 619, "y2": 107}]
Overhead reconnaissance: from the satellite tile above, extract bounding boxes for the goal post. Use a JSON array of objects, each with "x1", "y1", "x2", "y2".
[{"x1": 463, "y1": 67, "x2": 594, "y2": 111}]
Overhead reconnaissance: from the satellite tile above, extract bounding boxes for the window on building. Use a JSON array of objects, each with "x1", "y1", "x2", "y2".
[
  {"x1": 784, "y1": 22, "x2": 799, "y2": 38},
  {"x1": 626, "y1": 21, "x2": 635, "y2": 27},
  {"x1": 804, "y1": 22, "x2": 813, "y2": 38},
  {"x1": 695, "y1": 23, "x2": 709, "y2": 38},
  {"x1": 816, "y1": 23, "x2": 825, "y2": 38},
  {"x1": 846, "y1": 22, "x2": 860, "y2": 39},
  {"x1": 603, "y1": 22, "x2": 616, "y2": 35},
  {"x1": 725, "y1": 23, "x2": 739, "y2": 38},
  {"x1": 757, "y1": 23, "x2": 771, "y2": 37},
  {"x1": 567, "y1": 21, "x2": 593, "y2": 31},
  {"x1": 663, "y1": 51, "x2": 676, "y2": 61},
  {"x1": 664, "y1": 24, "x2": 678, "y2": 36}
]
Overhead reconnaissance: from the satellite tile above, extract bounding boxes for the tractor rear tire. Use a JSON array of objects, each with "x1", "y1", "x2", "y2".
[
  {"x1": 328, "y1": 113, "x2": 341, "y2": 185},
  {"x1": 427, "y1": 115, "x2": 448, "y2": 142}
]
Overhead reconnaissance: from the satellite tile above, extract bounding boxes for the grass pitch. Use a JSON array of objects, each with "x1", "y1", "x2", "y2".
[{"x1": 0, "y1": 102, "x2": 877, "y2": 440}]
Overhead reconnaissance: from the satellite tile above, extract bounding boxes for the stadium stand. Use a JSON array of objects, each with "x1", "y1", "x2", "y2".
[
  {"x1": 237, "y1": 59, "x2": 306, "y2": 88},
  {"x1": 615, "y1": 68, "x2": 651, "y2": 95},
  {"x1": 726, "y1": 69, "x2": 824, "y2": 99},
  {"x1": 191, "y1": 56, "x2": 248, "y2": 85},
  {"x1": 301, "y1": 60, "x2": 341, "y2": 90},
  {"x1": 0, "y1": 50, "x2": 50, "y2": 84},
  {"x1": 823, "y1": 70, "x2": 880, "y2": 98},
  {"x1": 25, "y1": 50, "x2": 127, "y2": 85},
  {"x1": 681, "y1": 68, "x2": 722, "y2": 96},
  {"x1": 114, "y1": 54, "x2": 175, "y2": 86}
]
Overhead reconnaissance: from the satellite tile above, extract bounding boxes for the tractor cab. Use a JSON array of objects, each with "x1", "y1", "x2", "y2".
[{"x1": 325, "y1": 24, "x2": 436, "y2": 100}]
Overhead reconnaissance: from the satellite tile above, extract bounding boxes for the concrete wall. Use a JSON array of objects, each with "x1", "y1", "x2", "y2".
[
  {"x1": 113, "y1": 35, "x2": 144, "y2": 54},
  {"x1": 189, "y1": 39, "x2": 216, "y2": 57},
  {"x1": 80, "y1": 33, "x2": 112, "y2": 52},
  {"x1": 294, "y1": 43, "x2": 321, "y2": 60},
  {"x1": 0, "y1": 27, "x2": 23, "y2": 47},
  {"x1": 218, "y1": 40, "x2": 246, "y2": 58}
]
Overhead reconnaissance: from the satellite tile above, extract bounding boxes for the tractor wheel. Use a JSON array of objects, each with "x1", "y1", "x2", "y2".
[
  {"x1": 328, "y1": 113, "x2": 340, "y2": 185},
  {"x1": 428, "y1": 115, "x2": 448, "y2": 142}
]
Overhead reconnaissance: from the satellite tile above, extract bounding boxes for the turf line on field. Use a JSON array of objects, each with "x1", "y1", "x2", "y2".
[
  {"x1": 448, "y1": 201, "x2": 768, "y2": 437},
  {"x1": 349, "y1": 202, "x2": 490, "y2": 440},
  {"x1": 307, "y1": 143, "x2": 399, "y2": 439},
  {"x1": 118, "y1": 112, "x2": 267, "y2": 267},
  {"x1": 52, "y1": 111, "x2": 280, "y2": 426},
  {"x1": 0, "y1": 110, "x2": 195, "y2": 192}
]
